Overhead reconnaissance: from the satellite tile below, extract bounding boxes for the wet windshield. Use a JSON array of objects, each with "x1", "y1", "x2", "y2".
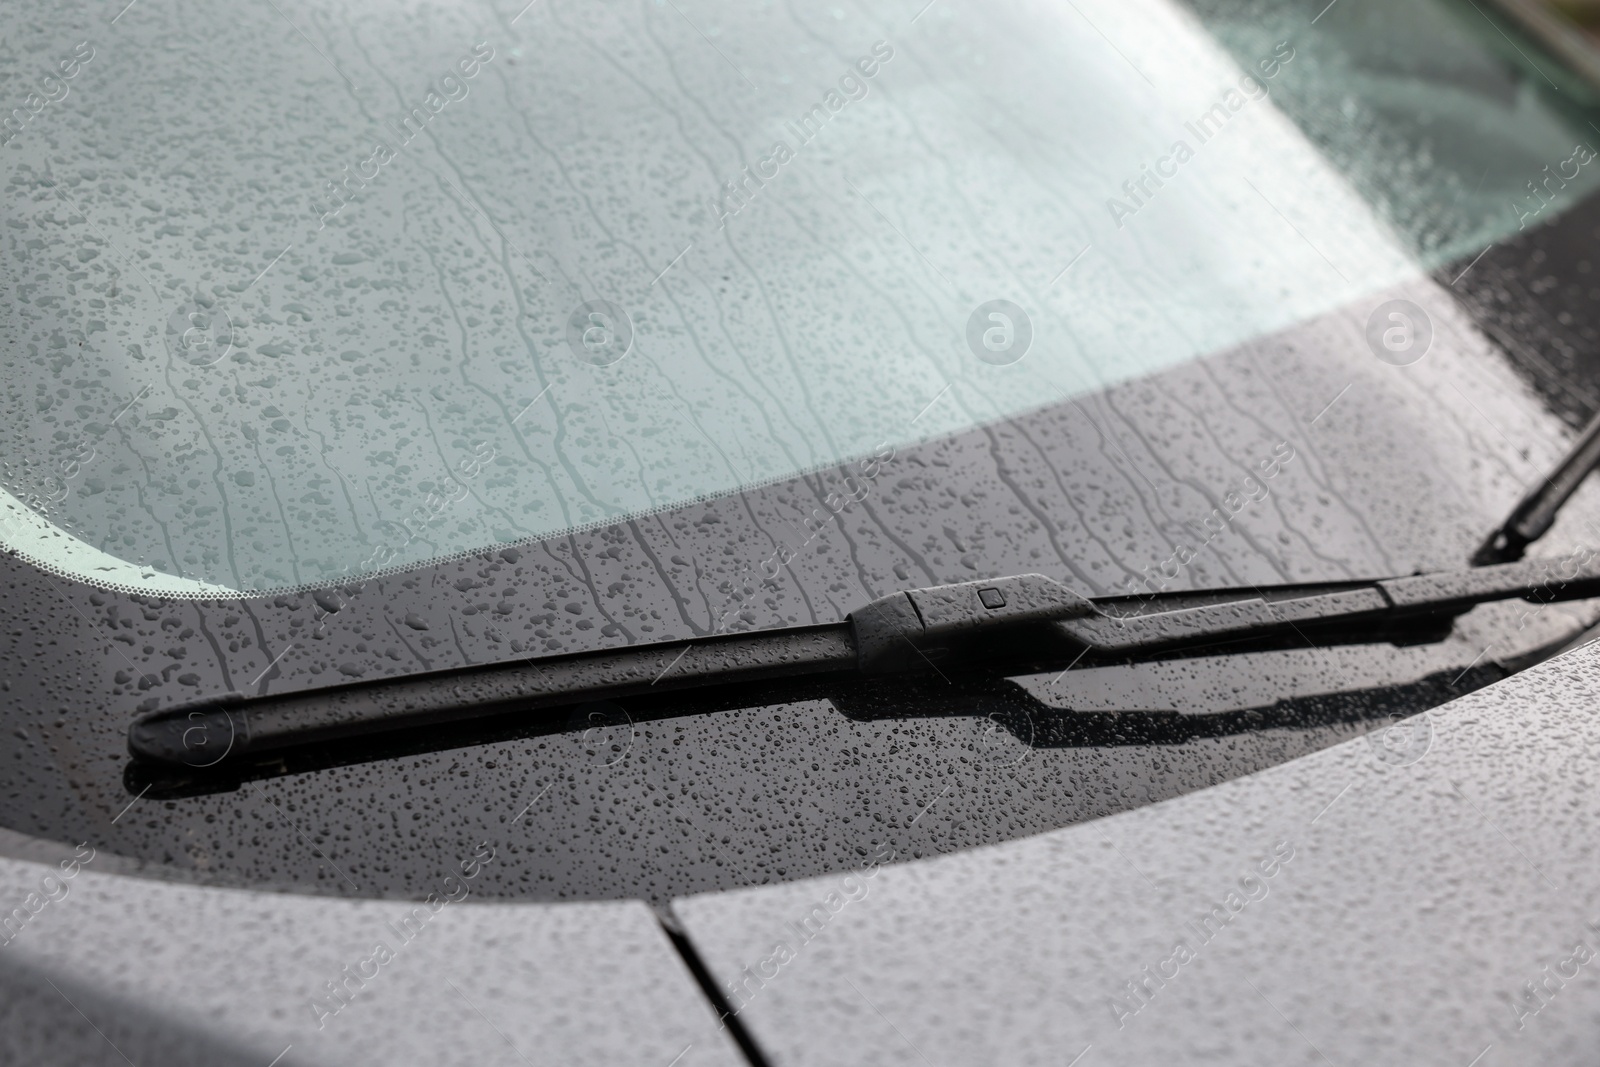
[{"x1": 2, "y1": 0, "x2": 1598, "y2": 596}]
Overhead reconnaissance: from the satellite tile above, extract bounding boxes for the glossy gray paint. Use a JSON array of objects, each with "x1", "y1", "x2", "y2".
[
  {"x1": 4, "y1": 608, "x2": 1595, "y2": 1065},
  {"x1": 0, "y1": 828, "x2": 742, "y2": 1067},
  {"x1": 674, "y1": 636, "x2": 1600, "y2": 1066}
]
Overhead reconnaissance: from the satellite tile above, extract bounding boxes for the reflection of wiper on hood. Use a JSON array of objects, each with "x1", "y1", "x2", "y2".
[
  {"x1": 1473, "y1": 409, "x2": 1600, "y2": 565},
  {"x1": 129, "y1": 555, "x2": 1600, "y2": 768}
]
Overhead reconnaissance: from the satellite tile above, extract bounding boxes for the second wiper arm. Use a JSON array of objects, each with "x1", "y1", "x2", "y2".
[
  {"x1": 852, "y1": 553, "x2": 1600, "y2": 668},
  {"x1": 1473, "y1": 409, "x2": 1600, "y2": 565},
  {"x1": 129, "y1": 552, "x2": 1600, "y2": 769}
]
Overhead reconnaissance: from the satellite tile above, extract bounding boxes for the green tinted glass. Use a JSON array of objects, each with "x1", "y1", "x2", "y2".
[{"x1": 2, "y1": 0, "x2": 1593, "y2": 595}]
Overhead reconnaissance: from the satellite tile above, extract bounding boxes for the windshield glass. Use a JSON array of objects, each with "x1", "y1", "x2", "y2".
[{"x1": 3, "y1": 0, "x2": 1597, "y2": 595}]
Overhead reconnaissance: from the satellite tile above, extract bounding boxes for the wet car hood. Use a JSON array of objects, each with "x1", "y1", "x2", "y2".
[
  {"x1": 5, "y1": 611, "x2": 1598, "y2": 1065},
  {"x1": 671, "y1": 634, "x2": 1600, "y2": 1066}
]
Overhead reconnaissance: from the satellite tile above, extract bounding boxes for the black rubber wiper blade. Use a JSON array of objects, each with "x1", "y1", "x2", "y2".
[
  {"x1": 129, "y1": 553, "x2": 1600, "y2": 769},
  {"x1": 1473, "y1": 409, "x2": 1600, "y2": 565},
  {"x1": 129, "y1": 626, "x2": 859, "y2": 770}
]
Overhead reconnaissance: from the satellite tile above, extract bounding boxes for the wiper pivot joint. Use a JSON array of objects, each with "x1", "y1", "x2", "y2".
[{"x1": 851, "y1": 574, "x2": 1094, "y2": 673}]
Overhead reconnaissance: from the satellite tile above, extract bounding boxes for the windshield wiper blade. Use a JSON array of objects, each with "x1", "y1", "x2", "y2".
[
  {"x1": 1473, "y1": 409, "x2": 1600, "y2": 565},
  {"x1": 128, "y1": 553, "x2": 1600, "y2": 769}
]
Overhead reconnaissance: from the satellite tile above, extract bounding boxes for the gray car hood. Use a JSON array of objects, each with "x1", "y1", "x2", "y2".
[
  {"x1": 6, "y1": 636, "x2": 1600, "y2": 1066},
  {"x1": 674, "y1": 637, "x2": 1600, "y2": 1066}
]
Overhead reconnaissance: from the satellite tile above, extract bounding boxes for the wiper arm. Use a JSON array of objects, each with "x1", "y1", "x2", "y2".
[
  {"x1": 128, "y1": 553, "x2": 1600, "y2": 769},
  {"x1": 1473, "y1": 409, "x2": 1600, "y2": 565}
]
